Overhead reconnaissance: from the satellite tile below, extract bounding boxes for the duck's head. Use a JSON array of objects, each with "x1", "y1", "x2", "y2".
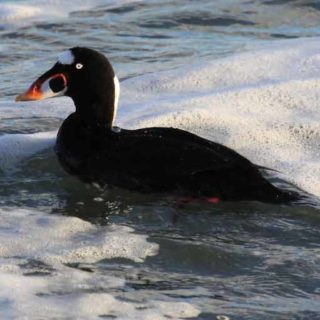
[{"x1": 16, "y1": 47, "x2": 120, "y2": 128}]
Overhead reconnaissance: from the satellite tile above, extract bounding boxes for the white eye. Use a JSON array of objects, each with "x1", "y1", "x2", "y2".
[{"x1": 76, "y1": 63, "x2": 83, "y2": 70}]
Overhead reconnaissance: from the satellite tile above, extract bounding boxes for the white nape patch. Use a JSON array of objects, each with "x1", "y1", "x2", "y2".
[
  {"x1": 113, "y1": 75, "x2": 120, "y2": 125},
  {"x1": 58, "y1": 50, "x2": 75, "y2": 65}
]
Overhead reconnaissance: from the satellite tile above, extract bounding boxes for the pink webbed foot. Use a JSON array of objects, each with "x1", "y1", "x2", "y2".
[{"x1": 175, "y1": 196, "x2": 220, "y2": 208}]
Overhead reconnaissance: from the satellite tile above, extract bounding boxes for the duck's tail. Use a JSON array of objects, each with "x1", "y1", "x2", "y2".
[{"x1": 257, "y1": 168, "x2": 310, "y2": 205}]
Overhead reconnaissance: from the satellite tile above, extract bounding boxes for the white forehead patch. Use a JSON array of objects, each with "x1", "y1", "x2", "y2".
[{"x1": 58, "y1": 50, "x2": 75, "y2": 65}]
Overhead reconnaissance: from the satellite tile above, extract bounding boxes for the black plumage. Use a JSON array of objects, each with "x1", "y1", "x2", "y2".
[{"x1": 17, "y1": 47, "x2": 300, "y2": 203}]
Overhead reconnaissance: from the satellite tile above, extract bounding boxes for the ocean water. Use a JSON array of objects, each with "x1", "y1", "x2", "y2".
[{"x1": 1, "y1": 0, "x2": 320, "y2": 319}]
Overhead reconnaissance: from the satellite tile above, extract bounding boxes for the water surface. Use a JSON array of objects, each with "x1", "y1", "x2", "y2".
[{"x1": 0, "y1": 1, "x2": 320, "y2": 319}]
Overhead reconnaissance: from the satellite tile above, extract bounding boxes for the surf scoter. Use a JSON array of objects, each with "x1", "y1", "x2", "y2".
[{"x1": 16, "y1": 47, "x2": 299, "y2": 203}]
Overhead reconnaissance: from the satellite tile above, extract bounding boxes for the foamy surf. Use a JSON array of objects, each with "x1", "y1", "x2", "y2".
[
  {"x1": 0, "y1": 271, "x2": 200, "y2": 319},
  {"x1": 0, "y1": 207, "x2": 158, "y2": 263},
  {"x1": 0, "y1": 131, "x2": 55, "y2": 171},
  {"x1": 0, "y1": 0, "x2": 141, "y2": 27},
  {"x1": 0, "y1": 98, "x2": 71, "y2": 171},
  {"x1": 0, "y1": 209, "x2": 201, "y2": 319}
]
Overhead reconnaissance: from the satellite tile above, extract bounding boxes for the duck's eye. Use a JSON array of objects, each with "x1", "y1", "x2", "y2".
[{"x1": 76, "y1": 63, "x2": 83, "y2": 70}]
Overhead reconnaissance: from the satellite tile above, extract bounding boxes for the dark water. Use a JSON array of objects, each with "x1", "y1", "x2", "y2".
[{"x1": 1, "y1": 0, "x2": 320, "y2": 319}]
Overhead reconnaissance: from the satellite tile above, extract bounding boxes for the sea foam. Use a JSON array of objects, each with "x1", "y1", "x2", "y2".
[
  {"x1": 0, "y1": 207, "x2": 158, "y2": 264},
  {"x1": 0, "y1": 0, "x2": 140, "y2": 26},
  {"x1": 0, "y1": 207, "x2": 200, "y2": 319}
]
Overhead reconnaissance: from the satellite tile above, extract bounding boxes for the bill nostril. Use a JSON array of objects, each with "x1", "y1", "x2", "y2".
[{"x1": 32, "y1": 81, "x2": 41, "y2": 92}]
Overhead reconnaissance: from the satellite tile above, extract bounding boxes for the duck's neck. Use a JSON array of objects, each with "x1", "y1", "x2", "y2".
[
  {"x1": 73, "y1": 76, "x2": 120, "y2": 131},
  {"x1": 73, "y1": 98, "x2": 114, "y2": 130}
]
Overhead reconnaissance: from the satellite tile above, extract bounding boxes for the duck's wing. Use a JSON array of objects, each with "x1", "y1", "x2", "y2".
[
  {"x1": 98, "y1": 126, "x2": 260, "y2": 191},
  {"x1": 113, "y1": 127, "x2": 298, "y2": 201},
  {"x1": 115, "y1": 127, "x2": 255, "y2": 173}
]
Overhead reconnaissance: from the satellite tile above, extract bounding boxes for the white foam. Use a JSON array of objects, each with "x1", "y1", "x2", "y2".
[
  {"x1": 0, "y1": 98, "x2": 72, "y2": 171},
  {"x1": 0, "y1": 3, "x2": 42, "y2": 23},
  {"x1": 0, "y1": 0, "x2": 141, "y2": 26},
  {"x1": 0, "y1": 207, "x2": 158, "y2": 264},
  {"x1": 0, "y1": 131, "x2": 56, "y2": 171},
  {"x1": 0, "y1": 271, "x2": 200, "y2": 319},
  {"x1": 0, "y1": 207, "x2": 200, "y2": 319}
]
